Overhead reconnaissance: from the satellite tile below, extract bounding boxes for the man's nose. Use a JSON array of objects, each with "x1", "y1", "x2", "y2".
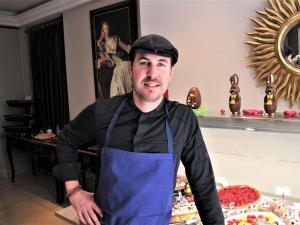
[{"x1": 146, "y1": 64, "x2": 157, "y2": 78}]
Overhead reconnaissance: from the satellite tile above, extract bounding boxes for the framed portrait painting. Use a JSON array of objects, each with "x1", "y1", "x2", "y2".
[{"x1": 90, "y1": 0, "x2": 138, "y2": 99}]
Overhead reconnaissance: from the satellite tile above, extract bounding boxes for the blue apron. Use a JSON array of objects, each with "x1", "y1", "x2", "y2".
[{"x1": 94, "y1": 97, "x2": 176, "y2": 225}]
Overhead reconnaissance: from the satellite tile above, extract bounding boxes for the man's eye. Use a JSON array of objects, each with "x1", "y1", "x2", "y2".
[
  {"x1": 139, "y1": 61, "x2": 149, "y2": 65},
  {"x1": 158, "y1": 63, "x2": 166, "y2": 67}
]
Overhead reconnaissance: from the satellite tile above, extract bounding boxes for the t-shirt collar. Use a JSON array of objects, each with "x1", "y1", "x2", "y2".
[{"x1": 128, "y1": 92, "x2": 165, "y2": 115}]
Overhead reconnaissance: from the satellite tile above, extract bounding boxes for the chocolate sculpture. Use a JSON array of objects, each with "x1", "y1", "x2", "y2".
[
  {"x1": 264, "y1": 73, "x2": 277, "y2": 117},
  {"x1": 186, "y1": 87, "x2": 201, "y2": 109},
  {"x1": 229, "y1": 74, "x2": 241, "y2": 114}
]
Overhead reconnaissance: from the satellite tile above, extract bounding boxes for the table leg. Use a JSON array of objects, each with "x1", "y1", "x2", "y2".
[
  {"x1": 6, "y1": 137, "x2": 15, "y2": 182},
  {"x1": 31, "y1": 156, "x2": 38, "y2": 176}
]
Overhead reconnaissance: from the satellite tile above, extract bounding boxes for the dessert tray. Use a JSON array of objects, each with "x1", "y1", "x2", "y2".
[{"x1": 225, "y1": 211, "x2": 284, "y2": 225}]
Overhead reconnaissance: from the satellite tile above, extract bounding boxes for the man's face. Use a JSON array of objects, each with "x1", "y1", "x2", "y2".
[{"x1": 129, "y1": 52, "x2": 173, "y2": 103}]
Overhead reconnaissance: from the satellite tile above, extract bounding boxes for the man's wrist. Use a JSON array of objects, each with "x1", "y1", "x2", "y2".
[{"x1": 66, "y1": 185, "x2": 82, "y2": 200}]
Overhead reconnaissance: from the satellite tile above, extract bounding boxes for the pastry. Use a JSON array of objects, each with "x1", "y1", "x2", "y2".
[
  {"x1": 171, "y1": 176, "x2": 199, "y2": 224},
  {"x1": 175, "y1": 175, "x2": 187, "y2": 191},
  {"x1": 184, "y1": 183, "x2": 193, "y2": 197},
  {"x1": 171, "y1": 197, "x2": 199, "y2": 224},
  {"x1": 34, "y1": 132, "x2": 56, "y2": 140},
  {"x1": 218, "y1": 185, "x2": 261, "y2": 209}
]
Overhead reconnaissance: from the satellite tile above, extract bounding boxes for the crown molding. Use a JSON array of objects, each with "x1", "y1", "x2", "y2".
[
  {"x1": 0, "y1": 0, "x2": 93, "y2": 28},
  {"x1": 0, "y1": 15, "x2": 18, "y2": 27}
]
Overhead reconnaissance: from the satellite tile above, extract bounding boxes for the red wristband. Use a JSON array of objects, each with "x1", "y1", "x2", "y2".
[{"x1": 66, "y1": 185, "x2": 82, "y2": 200}]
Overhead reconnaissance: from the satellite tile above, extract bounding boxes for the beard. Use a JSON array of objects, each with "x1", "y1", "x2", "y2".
[{"x1": 133, "y1": 77, "x2": 164, "y2": 103}]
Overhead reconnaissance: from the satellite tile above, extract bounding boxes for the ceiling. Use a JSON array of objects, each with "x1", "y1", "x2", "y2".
[
  {"x1": 0, "y1": 0, "x2": 51, "y2": 16},
  {"x1": 0, "y1": 0, "x2": 92, "y2": 27}
]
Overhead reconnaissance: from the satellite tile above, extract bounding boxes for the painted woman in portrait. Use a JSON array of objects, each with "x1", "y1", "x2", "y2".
[{"x1": 96, "y1": 21, "x2": 132, "y2": 99}]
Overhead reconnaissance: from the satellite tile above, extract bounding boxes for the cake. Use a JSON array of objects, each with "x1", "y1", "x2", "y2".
[
  {"x1": 171, "y1": 195, "x2": 199, "y2": 224},
  {"x1": 171, "y1": 176, "x2": 200, "y2": 224},
  {"x1": 218, "y1": 185, "x2": 261, "y2": 209}
]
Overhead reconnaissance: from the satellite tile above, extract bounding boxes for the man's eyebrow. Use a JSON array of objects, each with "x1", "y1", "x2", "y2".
[
  {"x1": 137, "y1": 56, "x2": 169, "y2": 63},
  {"x1": 157, "y1": 58, "x2": 168, "y2": 63},
  {"x1": 137, "y1": 56, "x2": 149, "y2": 61}
]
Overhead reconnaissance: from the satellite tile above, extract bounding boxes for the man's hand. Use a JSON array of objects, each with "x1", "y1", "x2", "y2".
[
  {"x1": 66, "y1": 181, "x2": 103, "y2": 225},
  {"x1": 69, "y1": 190, "x2": 103, "y2": 225}
]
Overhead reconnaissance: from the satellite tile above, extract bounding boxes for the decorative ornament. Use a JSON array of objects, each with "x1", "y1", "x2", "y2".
[
  {"x1": 264, "y1": 73, "x2": 277, "y2": 117},
  {"x1": 229, "y1": 74, "x2": 241, "y2": 114},
  {"x1": 246, "y1": 0, "x2": 300, "y2": 106},
  {"x1": 186, "y1": 87, "x2": 201, "y2": 109}
]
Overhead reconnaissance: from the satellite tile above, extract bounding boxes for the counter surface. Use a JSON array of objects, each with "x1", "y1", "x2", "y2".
[{"x1": 197, "y1": 112, "x2": 300, "y2": 134}]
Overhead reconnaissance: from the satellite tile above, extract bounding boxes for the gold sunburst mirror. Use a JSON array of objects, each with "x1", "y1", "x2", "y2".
[{"x1": 247, "y1": 0, "x2": 300, "y2": 106}]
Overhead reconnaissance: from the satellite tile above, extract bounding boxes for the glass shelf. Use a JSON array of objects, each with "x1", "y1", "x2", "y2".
[
  {"x1": 197, "y1": 112, "x2": 300, "y2": 134},
  {"x1": 6, "y1": 99, "x2": 37, "y2": 108}
]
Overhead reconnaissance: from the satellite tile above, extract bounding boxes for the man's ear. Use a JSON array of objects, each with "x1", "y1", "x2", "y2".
[
  {"x1": 128, "y1": 62, "x2": 133, "y2": 77},
  {"x1": 170, "y1": 66, "x2": 174, "y2": 80}
]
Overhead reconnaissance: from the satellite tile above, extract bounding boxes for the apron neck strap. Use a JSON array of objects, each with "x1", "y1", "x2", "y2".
[
  {"x1": 164, "y1": 102, "x2": 174, "y2": 154},
  {"x1": 104, "y1": 96, "x2": 174, "y2": 154},
  {"x1": 104, "y1": 97, "x2": 128, "y2": 147}
]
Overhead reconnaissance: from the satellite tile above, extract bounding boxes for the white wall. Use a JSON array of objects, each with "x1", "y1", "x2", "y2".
[
  {"x1": 19, "y1": 28, "x2": 33, "y2": 99},
  {"x1": 138, "y1": 0, "x2": 300, "y2": 199},
  {"x1": 0, "y1": 27, "x2": 30, "y2": 179},
  {"x1": 139, "y1": 1, "x2": 300, "y2": 199},
  {"x1": 139, "y1": 0, "x2": 300, "y2": 112},
  {"x1": 63, "y1": 0, "x2": 126, "y2": 119},
  {"x1": 64, "y1": 0, "x2": 300, "y2": 119}
]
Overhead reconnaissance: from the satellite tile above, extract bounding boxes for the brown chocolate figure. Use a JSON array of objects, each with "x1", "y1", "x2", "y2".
[
  {"x1": 186, "y1": 87, "x2": 201, "y2": 109},
  {"x1": 229, "y1": 74, "x2": 241, "y2": 114},
  {"x1": 264, "y1": 73, "x2": 277, "y2": 117}
]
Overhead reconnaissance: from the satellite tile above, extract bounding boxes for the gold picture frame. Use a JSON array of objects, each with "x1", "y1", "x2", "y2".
[{"x1": 246, "y1": 0, "x2": 300, "y2": 106}]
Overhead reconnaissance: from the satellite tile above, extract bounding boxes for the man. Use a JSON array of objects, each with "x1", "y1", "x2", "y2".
[{"x1": 54, "y1": 34, "x2": 224, "y2": 225}]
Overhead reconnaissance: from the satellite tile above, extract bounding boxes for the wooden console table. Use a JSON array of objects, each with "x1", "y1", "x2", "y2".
[
  {"x1": 5, "y1": 134, "x2": 97, "y2": 204},
  {"x1": 6, "y1": 134, "x2": 56, "y2": 182}
]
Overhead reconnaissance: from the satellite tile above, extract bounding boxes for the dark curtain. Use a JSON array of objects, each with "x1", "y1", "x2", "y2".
[{"x1": 28, "y1": 18, "x2": 69, "y2": 132}]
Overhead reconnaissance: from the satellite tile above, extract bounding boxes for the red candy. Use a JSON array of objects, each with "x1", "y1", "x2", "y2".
[
  {"x1": 242, "y1": 109, "x2": 263, "y2": 117},
  {"x1": 284, "y1": 110, "x2": 297, "y2": 118}
]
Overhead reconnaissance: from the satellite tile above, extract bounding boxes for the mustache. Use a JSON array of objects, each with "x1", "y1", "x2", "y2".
[{"x1": 142, "y1": 77, "x2": 160, "y2": 83}]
